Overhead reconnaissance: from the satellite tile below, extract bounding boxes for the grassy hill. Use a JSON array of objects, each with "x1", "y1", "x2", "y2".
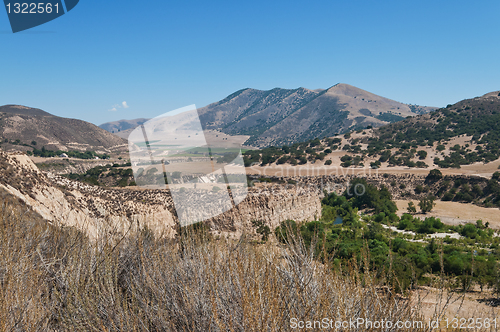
[
  {"x1": 367, "y1": 90, "x2": 500, "y2": 168},
  {"x1": 0, "y1": 105, "x2": 128, "y2": 154},
  {"x1": 244, "y1": 90, "x2": 500, "y2": 170}
]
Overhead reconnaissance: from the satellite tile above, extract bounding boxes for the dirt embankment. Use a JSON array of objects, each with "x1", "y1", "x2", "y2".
[
  {"x1": 0, "y1": 152, "x2": 321, "y2": 240},
  {"x1": 249, "y1": 173, "x2": 500, "y2": 226},
  {"x1": 32, "y1": 157, "x2": 119, "y2": 174}
]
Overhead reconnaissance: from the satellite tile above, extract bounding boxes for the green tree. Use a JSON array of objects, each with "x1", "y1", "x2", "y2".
[
  {"x1": 407, "y1": 202, "x2": 417, "y2": 214},
  {"x1": 461, "y1": 224, "x2": 478, "y2": 239},
  {"x1": 426, "y1": 169, "x2": 443, "y2": 183},
  {"x1": 418, "y1": 196, "x2": 436, "y2": 214},
  {"x1": 251, "y1": 220, "x2": 271, "y2": 242},
  {"x1": 493, "y1": 172, "x2": 500, "y2": 181},
  {"x1": 417, "y1": 150, "x2": 427, "y2": 160}
]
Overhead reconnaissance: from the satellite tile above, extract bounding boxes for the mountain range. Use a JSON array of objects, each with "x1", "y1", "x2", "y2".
[
  {"x1": 100, "y1": 83, "x2": 436, "y2": 147},
  {"x1": 197, "y1": 83, "x2": 436, "y2": 147},
  {"x1": 1, "y1": 87, "x2": 499, "y2": 172}
]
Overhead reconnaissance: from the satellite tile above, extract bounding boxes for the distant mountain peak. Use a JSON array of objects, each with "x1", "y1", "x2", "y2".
[
  {"x1": 195, "y1": 84, "x2": 437, "y2": 147},
  {"x1": 100, "y1": 84, "x2": 439, "y2": 148}
]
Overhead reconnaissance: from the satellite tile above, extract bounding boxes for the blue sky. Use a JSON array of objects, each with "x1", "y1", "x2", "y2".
[{"x1": 1, "y1": 0, "x2": 499, "y2": 125}]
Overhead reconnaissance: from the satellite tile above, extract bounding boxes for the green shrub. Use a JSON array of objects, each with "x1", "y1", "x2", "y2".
[
  {"x1": 426, "y1": 169, "x2": 443, "y2": 183},
  {"x1": 418, "y1": 196, "x2": 436, "y2": 213},
  {"x1": 417, "y1": 150, "x2": 427, "y2": 160}
]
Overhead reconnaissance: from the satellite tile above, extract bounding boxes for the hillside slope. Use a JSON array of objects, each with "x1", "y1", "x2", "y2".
[
  {"x1": 366, "y1": 90, "x2": 500, "y2": 168},
  {"x1": 243, "y1": 89, "x2": 500, "y2": 174},
  {"x1": 197, "y1": 83, "x2": 436, "y2": 147},
  {"x1": 0, "y1": 105, "x2": 128, "y2": 153}
]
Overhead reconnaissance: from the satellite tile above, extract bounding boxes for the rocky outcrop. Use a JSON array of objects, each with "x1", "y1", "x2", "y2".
[
  {"x1": 257, "y1": 172, "x2": 493, "y2": 202},
  {"x1": 0, "y1": 152, "x2": 321, "y2": 240},
  {"x1": 35, "y1": 159, "x2": 115, "y2": 175},
  {"x1": 208, "y1": 188, "x2": 321, "y2": 238},
  {"x1": 0, "y1": 152, "x2": 178, "y2": 239}
]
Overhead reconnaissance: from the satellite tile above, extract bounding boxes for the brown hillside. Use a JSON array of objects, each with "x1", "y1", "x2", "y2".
[{"x1": 0, "y1": 105, "x2": 127, "y2": 153}]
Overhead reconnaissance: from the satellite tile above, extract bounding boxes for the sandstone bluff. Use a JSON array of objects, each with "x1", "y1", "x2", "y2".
[{"x1": 0, "y1": 151, "x2": 321, "y2": 239}]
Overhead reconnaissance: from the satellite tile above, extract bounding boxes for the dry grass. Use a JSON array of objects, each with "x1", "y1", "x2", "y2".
[
  {"x1": 1, "y1": 191, "x2": 430, "y2": 331},
  {"x1": 395, "y1": 200, "x2": 500, "y2": 227}
]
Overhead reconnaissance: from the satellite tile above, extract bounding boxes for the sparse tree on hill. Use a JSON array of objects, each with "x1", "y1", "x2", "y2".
[
  {"x1": 426, "y1": 169, "x2": 443, "y2": 183},
  {"x1": 418, "y1": 196, "x2": 436, "y2": 214},
  {"x1": 407, "y1": 202, "x2": 417, "y2": 214}
]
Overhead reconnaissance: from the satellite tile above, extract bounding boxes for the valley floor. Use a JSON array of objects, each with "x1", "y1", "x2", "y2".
[{"x1": 395, "y1": 200, "x2": 500, "y2": 227}]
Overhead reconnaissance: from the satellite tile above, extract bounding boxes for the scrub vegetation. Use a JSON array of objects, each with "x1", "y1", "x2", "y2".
[
  {"x1": 0, "y1": 191, "x2": 425, "y2": 331},
  {"x1": 275, "y1": 178, "x2": 500, "y2": 293}
]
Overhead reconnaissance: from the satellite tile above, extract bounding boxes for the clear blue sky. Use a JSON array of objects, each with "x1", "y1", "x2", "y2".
[{"x1": 1, "y1": 0, "x2": 499, "y2": 125}]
